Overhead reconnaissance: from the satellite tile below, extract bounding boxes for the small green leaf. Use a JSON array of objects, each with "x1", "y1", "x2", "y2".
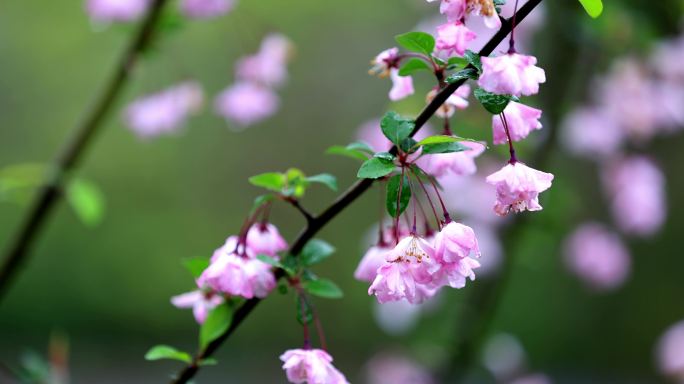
[
  {"x1": 296, "y1": 295, "x2": 314, "y2": 325},
  {"x1": 347, "y1": 141, "x2": 375, "y2": 153},
  {"x1": 374, "y1": 152, "x2": 395, "y2": 161},
  {"x1": 304, "y1": 278, "x2": 344, "y2": 299},
  {"x1": 464, "y1": 50, "x2": 482, "y2": 73},
  {"x1": 400, "y1": 137, "x2": 418, "y2": 153},
  {"x1": 280, "y1": 255, "x2": 299, "y2": 276},
  {"x1": 578, "y1": 0, "x2": 603, "y2": 18},
  {"x1": 198, "y1": 357, "x2": 218, "y2": 366},
  {"x1": 398, "y1": 58, "x2": 432, "y2": 76},
  {"x1": 283, "y1": 168, "x2": 309, "y2": 198},
  {"x1": 145, "y1": 345, "x2": 192, "y2": 363},
  {"x1": 66, "y1": 179, "x2": 105, "y2": 227},
  {"x1": 474, "y1": 88, "x2": 514, "y2": 114},
  {"x1": 257, "y1": 254, "x2": 283, "y2": 268},
  {"x1": 300, "y1": 239, "x2": 335, "y2": 266},
  {"x1": 326, "y1": 145, "x2": 369, "y2": 161},
  {"x1": 199, "y1": 304, "x2": 232, "y2": 349},
  {"x1": 446, "y1": 68, "x2": 479, "y2": 83},
  {"x1": 447, "y1": 56, "x2": 468, "y2": 68},
  {"x1": 415, "y1": 135, "x2": 463, "y2": 146},
  {"x1": 386, "y1": 174, "x2": 411, "y2": 218},
  {"x1": 395, "y1": 31, "x2": 436, "y2": 56},
  {"x1": 182, "y1": 257, "x2": 210, "y2": 278},
  {"x1": 305, "y1": 174, "x2": 337, "y2": 191},
  {"x1": 357, "y1": 158, "x2": 395, "y2": 179},
  {"x1": 422, "y1": 142, "x2": 470, "y2": 154},
  {"x1": 381, "y1": 111, "x2": 415, "y2": 146},
  {"x1": 249, "y1": 173, "x2": 285, "y2": 192}
]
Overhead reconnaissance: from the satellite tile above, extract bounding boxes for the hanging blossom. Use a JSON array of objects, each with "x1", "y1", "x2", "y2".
[
  {"x1": 369, "y1": 48, "x2": 415, "y2": 101},
  {"x1": 179, "y1": 0, "x2": 234, "y2": 19},
  {"x1": 429, "y1": 221, "x2": 481, "y2": 289},
  {"x1": 563, "y1": 223, "x2": 631, "y2": 291},
  {"x1": 170, "y1": 289, "x2": 224, "y2": 324},
  {"x1": 485, "y1": 162, "x2": 554, "y2": 216},
  {"x1": 246, "y1": 222, "x2": 288, "y2": 257},
  {"x1": 478, "y1": 53, "x2": 546, "y2": 97},
  {"x1": 492, "y1": 102, "x2": 542, "y2": 145},
  {"x1": 601, "y1": 156, "x2": 666, "y2": 237},
  {"x1": 86, "y1": 0, "x2": 150, "y2": 23},
  {"x1": 426, "y1": 84, "x2": 471, "y2": 118},
  {"x1": 124, "y1": 81, "x2": 203, "y2": 139},
  {"x1": 657, "y1": 320, "x2": 684, "y2": 382},
  {"x1": 427, "y1": 0, "x2": 501, "y2": 29},
  {"x1": 435, "y1": 21, "x2": 477, "y2": 57},
  {"x1": 215, "y1": 34, "x2": 293, "y2": 128},
  {"x1": 418, "y1": 140, "x2": 486, "y2": 177},
  {"x1": 280, "y1": 348, "x2": 349, "y2": 384}
]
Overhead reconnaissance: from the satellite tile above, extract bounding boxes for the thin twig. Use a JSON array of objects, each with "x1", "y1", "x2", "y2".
[
  {"x1": 170, "y1": 2, "x2": 543, "y2": 382},
  {"x1": 282, "y1": 196, "x2": 315, "y2": 223},
  {"x1": 0, "y1": 0, "x2": 171, "y2": 303}
]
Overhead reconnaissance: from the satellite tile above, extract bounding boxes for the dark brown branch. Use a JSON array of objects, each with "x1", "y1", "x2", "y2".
[
  {"x1": 0, "y1": 0, "x2": 171, "y2": 302},
  {"x1": 171, "y1": 2, "x2": 543, "y2": 382},
  {"x1": 282, "y1": 196, "x2": 315, "y2": 223}
]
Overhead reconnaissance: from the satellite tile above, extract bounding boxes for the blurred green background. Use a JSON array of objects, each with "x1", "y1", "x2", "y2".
[{"x1": 1, "y1": 0, "x2": 684, "y2": 382}]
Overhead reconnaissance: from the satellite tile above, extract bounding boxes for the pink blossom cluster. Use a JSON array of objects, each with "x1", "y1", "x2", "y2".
[
  {"x1": 657, "y1": 320, "x2": 684, "y2": 382},
  {"x1": 124, "y1": 81, "x2": 204, "y2": 139},
  {"x1": 482, "y1": 333, "x2": 552, "y2": 383},
  {"x1": 215, "y1": 34, "x2": 293, "y2": 128},
  {"x1": 280, "y1": 348, "x2": 349, "y2": 384},
  {"x1": 171, "y1": 222, "x2": 287, "y2": 323},
  {"x1": 86, "y1": 0, "x2": 233, "y2": 23}
]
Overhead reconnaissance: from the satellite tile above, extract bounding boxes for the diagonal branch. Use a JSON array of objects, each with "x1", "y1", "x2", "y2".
[
  {"x1": 0, "y1": 0, "x2": 171, "y2": 302},
  {"x1": 171, "y1": 1, "x2": 543, "y2": 382}
]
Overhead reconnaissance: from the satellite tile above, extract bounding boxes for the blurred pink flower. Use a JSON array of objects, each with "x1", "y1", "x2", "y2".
[
  {"x1": 86, "y1": 0, "x2": 150, "y2": 23},
  {"x1": 657, "y1": 320, "x2": 684, "y2": 381},
  {"x1": 428, "y1": 84, "x2": 471, "y2": 118},
  {"x1": 370, "y1": 47, "x2": 400, "y2": 78},
  {"x1": 355, "y1": 244, "x2": 393, "y2": 282},
  {"x1": 482, "y1": 333, "x2": 526, "y2": 380},
  {"x1": 280, "y1": 348, "x2": 349, "y2": 384},
  {"x1": 389, "y1": 69, "x2": 415, "y2": 101},
  {"x1": 365, "y1": 353, "x2": 434, "y2": 384},
  {"x1": 170, "y1": 290, "x2": 224, "y2": 324},
  {"x1": 602, "y1": 156, "x2": 666, "y2": 236},
  {"x1": 246, "y1": 222, "x2": 288, "y2": 257},
  {"x1": 435, "y1": 21, "x2": 477, "y2": 57},
  {"x1": 124, "y1": 81, "x2": 203, "y2": 139},
  {"x1": 479, "y1": 53, "x2": 546, "y2": 96},
  {"x1": 418, "y1": 140, "x2": 485, "y2": 177},
  {"x1": 510, "y1": 373, "x2": 552, "y2": 384},
  {"x1": 214, "y1": 82, "x2": 280, "y2": 128},
  {"x1": 563, "y1": 222, "x2": 631, "y2": 291},
  {"x1": 651, "y1": 35, "x2": 684, "y2": 81},
  {"x1": 440, "y1": 173, "x2": 500, "y2": 226},
  {"x1": 560, "y1": 107, "x2": 624, "y2": 159},
  {"x1": 236, "y1": 34, "x2": 293, "y2": 88},
  {"x1": 486, "y1": 162, "x2": 554, "y2": 216},
  {"x1": 493, "y1": 102, "x2": 542, "y2": 145},
  {"x1": 179, "y1": 0, "x2": 233, "y2": 19}
]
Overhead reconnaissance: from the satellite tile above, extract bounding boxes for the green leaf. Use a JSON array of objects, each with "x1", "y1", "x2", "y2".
[
  {"x1": 398, "y1": 58, "x2": 432, "y2": 76},
  {"x1": 374, "y1": 152, "x2": 395, "y2": 161},
  {"x1": 280, "y1": 255, "x2": 299, "y2": 276},
  {"x1": 464, "y1": 50, "x2": 482, "y2": 73},
  {"x1": 381, "y1": 111, "x2": 415, "y2": 146},
  {"x1": 326, "y1": 145, "x2": 369, "y2": 161},
  {"x1": 400, "y1": 137, "x2": 418, "y2": 153},
  {"x1": 257, "y1": 254, "x2": 283, "y2": 268},
  {"x1": 182, "y1": 257, "x2": 210, "y2": 278},
  {"x1": 144, "y1": 345, "x2": 191, "y2": 363},
  {"x1": 304, "y1": 278, "x2": 344, "y2": 299},
  {"x1": 415, "y1": 135, "x2": 463, "y2": 146},
  {"x1": 347, "y1": 141, "x2": 375, "y2": 153},
  {"x1": 422, "y1": 142, "x2": 470, "y2": 154},
  {"x1": 283, "y1": 168, "x2": 309, "y2": 198},
  {"x1": 447, "y1": 56, "x2": 468, "y2": 68},
  {"x1": 357, "y1": 158, "x2": 395, "y2": 179},
  {"x1": 300, "y1": 239, "x2": 335, "y2": 266},
  {"x1": 446, "y1": 68, "x2": 479, "y2": 83},
  {"x1": 395, "y1": 31, "x2": 435, "y2": 56},
  {"x1": 198, "y1": 357, "x2": 218, "y2": 366},
  {"x1": 578, "y1": 0, "x2": 603, "y2": 18},
  {"x1": 296, "y1": 295, "x2": 314, "y2": 325},
  {"x1": 66, "y1": 179, "x2": 105, "y2": 227},
  {"x1": 386, "y1": 174, "x2": 411, "y2": 218},
  {"x1": 249, "y1": 172, "x2": 285, "y2": 192},
  {"x1": 306, "y1": 174, "x2": 337, "y2": 191},
  {"x1": 199, "y1": 304, "x2": 232, "y2": 349},
  {"x1": 474, "y1": 88, "x2": 514, "y2": 114}
]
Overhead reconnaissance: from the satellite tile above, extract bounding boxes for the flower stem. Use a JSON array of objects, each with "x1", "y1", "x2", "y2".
[{"x1": 499, "y1": 113, "x2": 518, "y2": 164}]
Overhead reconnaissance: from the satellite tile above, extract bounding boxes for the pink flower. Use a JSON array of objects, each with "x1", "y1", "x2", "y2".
[
  {"x1": 509, "y1": 374, "x2": 552, "y2": 384},
  {"x1": 417, "y1": 140, "x2": 485, "y2": 177},
  {"x1": 434, "y1": 0, "x2": 466, "y2": 22},
  {"x1": 369, "y1": 236, "x2": 437, "y2": 304},
  {"x1": 485, "y1": 162, "x2": 554, "y2": 216},
  {"x1": 560, "y1": 107, "x2": 624, "y2": 159},
  {"x1": 365, "y1": 353, "x2": 434, "y2": 384},
  {"x1": 602, "y1": 156, "x2": 666, "y2": 236},
  {"x1": 563, "y1": 223, "x2": 631, "y2": 291},
  {"x1": 429, "y1": 222, "x2": 481, "y2": 289},
  {"x1": 86, "y1": 0, "x2": 150, "y2": 23},
  {"x1": 492, "y1": 101, "x2": 542, "y2": 144},
  {"x1": 467, "y1": 1, "x2": 546, "y2": 54},
  {"x1": 246, "y1": 222, "x2": 288, "y2": 257},
  {"x1": 435, "y1": 22, "x2": 477, "y2": 57},
  {"x1": 427, "y1": 84, "x2": 471, "y2": 118},
  {"x1": 236, "y1": 34, "x2": 293, "y2": 88},
  {"x1": 214, "y1": 82, "x2": 279, "y2": 128},
  {"x1": 179, "y1": 0, "x2": 233, "y2": 19},
  {"x1": 651, "y1": 36, "x2": 684, "y2": 81},
  {"x1": 124, "y1": 81, "x2": 203, "y2": 139},
  {"x1": 478, "y1": 53, "x2": 546, "y2": 96},
  {"x1": 657, "y1": 320, "x2": 684, "y2": 381},
  {"x1": 370, "y1": 48, "x2": 400, "y2": 77},
  {"x1": 389, "y1": 69, "x2": 415, "y2": 101},
  {"x1": 355, "y1": 244, "x2": 393, "y2": 282},
  {"x1": 280, "y1": 348, "x2": 349, "y2": 384},
  {"x1": 170, "y1": 290, "x2": 224, "y2": 324}
]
